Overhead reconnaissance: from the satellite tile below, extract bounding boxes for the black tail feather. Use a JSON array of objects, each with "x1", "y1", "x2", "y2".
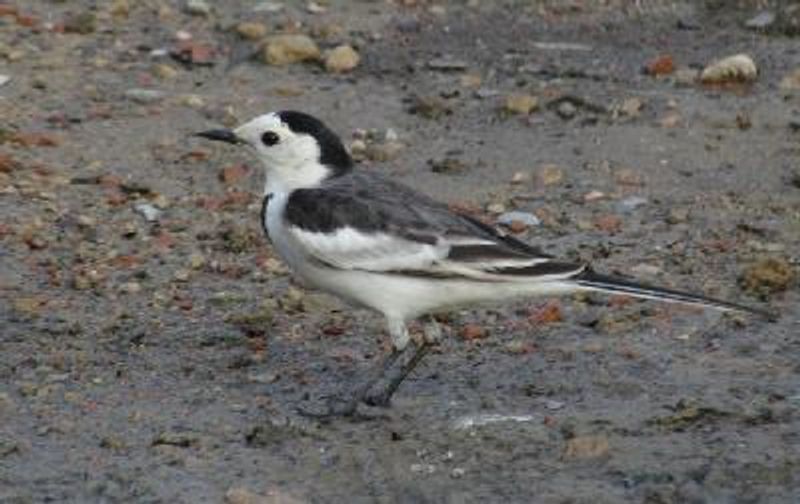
[{"x1": 572, "y1": 268, "x2": 777, "y2": 321}]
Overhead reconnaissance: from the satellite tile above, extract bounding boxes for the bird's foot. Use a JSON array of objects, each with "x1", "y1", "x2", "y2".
[
  {"x1": 296, "y1": 394, "x2": 385, "y2": 422},
  {"x1": 362, "y1": 389, "x2": 392, "y2": 408}
]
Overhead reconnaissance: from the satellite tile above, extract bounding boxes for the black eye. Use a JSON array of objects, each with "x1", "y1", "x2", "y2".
[{"x1": 261, "y1": 131, "x2": 280, "y2": 146}]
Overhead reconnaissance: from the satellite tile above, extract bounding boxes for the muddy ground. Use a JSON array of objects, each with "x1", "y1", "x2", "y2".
[{"x1": 1, "y1": 1, "x2": 799, "y2": 503}]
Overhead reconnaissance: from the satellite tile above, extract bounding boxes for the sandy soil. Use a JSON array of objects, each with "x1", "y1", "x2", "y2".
[{"x1": 1, "y1": 1, "x2": 798, "y2": 502}]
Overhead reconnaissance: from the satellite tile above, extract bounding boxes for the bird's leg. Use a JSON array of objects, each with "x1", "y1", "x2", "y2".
[
  {"x1": 297, "y1": 318, "x2": 410, "y2": 419},
  {"x1": 363, "y1": 317, "x2": 440, "y2": 408}
]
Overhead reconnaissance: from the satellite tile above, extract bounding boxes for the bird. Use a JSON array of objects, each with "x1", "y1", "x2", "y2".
[{"x1": 196, "y1": 110, "x2": 773, "y2": 418}]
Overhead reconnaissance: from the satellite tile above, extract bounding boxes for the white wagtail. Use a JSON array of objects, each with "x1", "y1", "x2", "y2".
[{"x1": 196, "y1": 110, "x2": 772, "y2": 417}]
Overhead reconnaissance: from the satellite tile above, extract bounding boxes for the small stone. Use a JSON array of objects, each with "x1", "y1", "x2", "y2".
[
  {"x1": 224, "y1": 487, "x2": 267, "y2": 504},
  {"x1": 504, "y1": 93, "x2": 538, "y2": 115},
  {"x1": 153, "y1": 63, "x2": 179, "y2": 80},
  {"x1": 263, "y1": 35, "x2": 320, "y2": 66},
  {"x1": 630, "y1": 263, "x2": 662, "y2": 277},
  {"x1": 666, "y1": 207, "x2": 690, "y2": 224},
  {"x1": 253, "y1": 2, "x2": 284, "y2": 13},
  {"x1": 614, "y1": 167, "x2": 642, "y2": 186},
  {"x1": 583, "y1": 190, "x2": 605, "y2": 202},
  {"x1": 64, "y1": 12, "x2": 96, "y2": 34},
  {"x1": 460, "y1": 324, "x2": 488, "y2": 341},
  {"x1": 365, "y1": 141, "x2": 404, "y2": 162},
  {"x1": 620, "y1": 97, "x2": 644, "y2": 117},
  {"x1": 120, "y1": 282, "x2": 141, "y2": 294},
  {"x1": 700, "y1": 54, "x2": 758, "y2": 84},
  {"x1": 178, "y1": 94, "x2": 205, "y2": 108},
  {"x1": 124, "y1": 88, "x2": 166, "y2": 104},
  {"x1": 537, "y1": 164, "x2": 564, "y2": 186},
  {"x1": 460, "y1": 73, "x2": 482, "y2": 88},
  {"x1": 477, "y1": 88, "x2": 500, "y2": 100},
  {"x1": 134, "y1": 203, "x2": 162, "y2": 222},
  {"x1": 0, "y1": 75, "x2": 9, "y2": 87},
  {"x1": 617, "y1": 196, "x2": 648, "y2": 213},
  {"x1": 644, "y1": 54, "x2": 675, "y2": 76},
  {"x1": 779, "y1": 69, "x2": 800, "y2": 91},
  {"x1": 110, "y1": 0, "x2": 130, "y2": 17},
  {"x1": 410, "y1": 463, "x2": 436, "y2": 474},
  {"x1": 745, "y1": 11, "x2": 775, "y2": 30},
  {"x1": 510, "y1": 171, "x2": 529, "y2": 184},
  {"x1": 189, "y1": 253, "x2": 206, "y2": 269},
  {"x1": 219, "y1": 164, "x2": 250, "y2": 185},
  {"x1": 185, "y1": 0, "x2": 211, "y2": 16},
  {"x1": 450, "y1": 468, "x2": 466, "y2": 479},
  {"x1": 408, "y1": 95, "x2": 453, "y2": 119},
  {"x1": 497, "y1": 211, "x2": 541, "y2": 230},
  {"x1": 306, "y1": 1, "x2": 326, "y2": 13},
  {"x1": 563, "y1": 435, "x2": 610, "y2": 460},
  {"x1": 486, "y1": 202, "x2": 506, "y2": 214},
  {"x1": 740, "y1": 258, "x2": 794, "y2": 296},
  {"x1": 429, "y1": 157, "x2": 468, "y2": 174},
  {"x1": 593, "y1": 215, "x2": 622, "y2": 233},
  {"x1": 174, "y1": 269, "x2": 191, "y2": 282},
  {"x1": 427, "y1": 58, "x2": 468, "y2": 71},
  {"x1": 556, "y1": 101, "x2": 577, "y2": 119},
  {"x1": 659, "y1": 112, "x2": 682, "y2": 128},
  {"x1": 673, "y1": 67, "x2": 699, "y2": 86},
  {"x1": 236, "y1": 22, "x2": 268, "y2": 40},
  {"x1": 324, "y1": 45, "x2": 360, "y2": 73}
]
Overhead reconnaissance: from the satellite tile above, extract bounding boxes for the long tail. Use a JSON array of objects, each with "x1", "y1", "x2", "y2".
[{"x1": 571, "y1": 268, "x2": 776, "y2": 321}]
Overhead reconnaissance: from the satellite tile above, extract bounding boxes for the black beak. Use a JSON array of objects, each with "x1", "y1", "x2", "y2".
[{"x1": 194, "y1": 129, "x2": 243, "y2": 145}]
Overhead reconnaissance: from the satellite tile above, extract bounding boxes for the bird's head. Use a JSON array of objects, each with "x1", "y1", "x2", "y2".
[{"x1": 196, "y1": 111, "x2": 352, "y2": 192}]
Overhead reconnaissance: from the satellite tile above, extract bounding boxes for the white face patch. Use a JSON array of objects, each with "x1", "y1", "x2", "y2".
[{"x1": 234, "y1": 113, "x2": 331, "y2": 192}]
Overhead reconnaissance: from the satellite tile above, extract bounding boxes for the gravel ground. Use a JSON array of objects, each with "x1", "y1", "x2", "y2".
[{"x1": 1, "y1": 1, "x2": 799, "y2": 503}]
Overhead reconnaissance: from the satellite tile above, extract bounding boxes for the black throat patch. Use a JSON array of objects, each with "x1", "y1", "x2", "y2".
[{"x1": 278, "y1": 111, "x2": 353, "y2": 177}]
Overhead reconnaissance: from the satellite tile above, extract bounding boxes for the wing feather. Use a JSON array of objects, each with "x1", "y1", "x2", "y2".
[{"x1": 284, "y1": 172, "x2": 580, "y2": 281}]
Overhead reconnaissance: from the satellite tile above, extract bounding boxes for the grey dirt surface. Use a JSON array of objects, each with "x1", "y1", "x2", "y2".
[{"x1": 1, "y1": 1, "x2": 799, "y2": 503}]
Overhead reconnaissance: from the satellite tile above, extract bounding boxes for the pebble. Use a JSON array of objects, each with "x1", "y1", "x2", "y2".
[
  {"x1": 253, "y1": 1, "x2": 284, "y2": 12},
  {"x1": 452, "y1": 413, "x2": 535, "y2": 430},
  {"x1": 188, "y1": 253, "x2": 206, "y2": 269},
  {"x1": 563, "y1": 435, "x2": 610, "y2": 460},
  {"x1": 644, "y1": 54, "x2": 675, "y2": 76},
  {"x1": 673, "y1": 67, "x2": 699, "y2": 86},
  {"x1": 617, "y1": 196, "x2": 648, "y2": 213},
  {"x1": 0, "y1": 75, "x2": 9, "y2": 87},
  {"x1": 537, "y1": 164, "x2": 564, "y2": 186},
  {"x1": 410, "y1": 463, "x2": 437, "y2": 475},
  {"x1": 324, "y1": 45, "x2": 360, "y2": 73},
  {"x1": 120, "y1": 282, "x2": 142, "y2": 294},
  {"x1": 556, "y1": 101, "x2": 577, "y2": 119},
  {"x1": 497, "y1": 211, "x2": 540, "y2": 229},
  {"x1": 124, "y1": 88, "x2": 166, "y2": 104},
  {"x1": 263, "y1": 35, "x2": 320, "y2": 65},
  {"x1": 427, "y1": 58, "x2": 468, "y2": 71},
  {"x1": 153, "y1": 63, "x2": 179, "y2": 80},
  {"x1": 666, "y1": 207, "x2": 689, "y2": 224},
  {"x1": 745, "y1": 11, "x2": 775, "y2": 29},
  {"x1": 429, "y1": 157, "x2": 467, "y2": 174},
  {"x1": 700, "y1": 54, "x2": 758, "y2": 84},
  {"x1": 583, "y1": 190, "x2": 605, "y2": 202},
  {"x1": 365, "y1": 141, "x2": 403, "y2": 162},
  {"x1": 459, "y1": 324, "x2": 488, "y2": 341},
  {"x1": 504, "y1": 93, "x2": 538, "y2": 115},
  {"x1": 134, "y1": 202, "x2": 162, "y2": 222},
  {"x1": 224, "y1": 487, "x2": 268, "y2": 504},
  {"x1": 740, "y1": 257, "x2": 794, "y2": 295},
  {"x1": 184, "y1": 0, "x2": 211, "y2": 16},
  {"x1": 620, "y1": 97, "x2": 643, "y2": 117},
  {"x1": 486, "y1": 202, "x2": 506, "y2": 214},
  {"x1": 779, "y1": 69, "x2": 800, "y2": 90},
  {"x1": 450, "y1": 468, "x2": 466, "y2": 479},
  {"x1": 236, "y1": 22, "x2": 268, "y2": 40}
]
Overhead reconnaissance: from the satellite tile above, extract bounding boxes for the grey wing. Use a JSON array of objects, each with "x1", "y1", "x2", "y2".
[{"x1": 285, "y1": 172, "x2": 586, "y2": 281}]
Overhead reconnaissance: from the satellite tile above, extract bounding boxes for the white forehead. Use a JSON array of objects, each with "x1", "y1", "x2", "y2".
[{"x1": 235, "y1": 112, "x2": 285, "y2": 136}]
